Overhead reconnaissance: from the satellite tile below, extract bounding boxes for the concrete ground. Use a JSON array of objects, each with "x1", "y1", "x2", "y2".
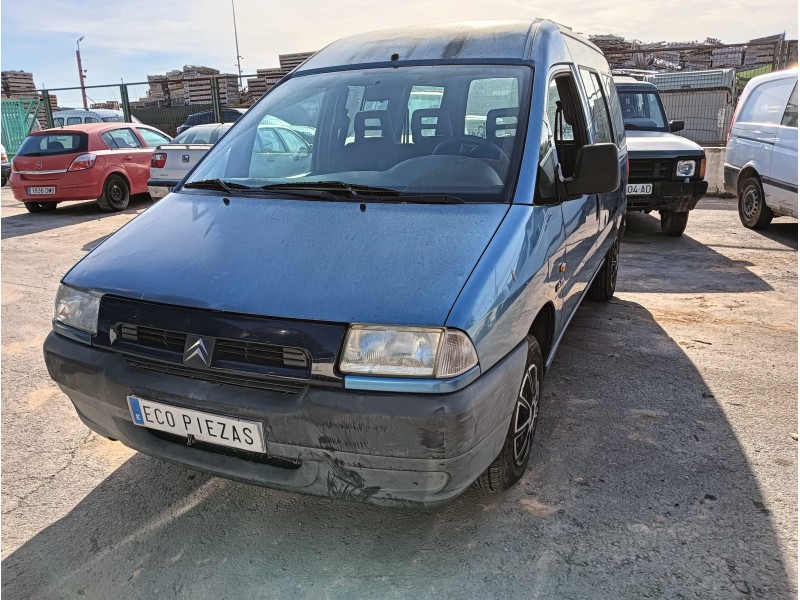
[{"x1": 1, "y1": 188, "x2": 797, "y2": 599}]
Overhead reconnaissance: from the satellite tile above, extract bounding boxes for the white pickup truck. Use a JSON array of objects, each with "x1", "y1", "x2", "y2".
[{"x1": 148, "y1": 123, "x2": 234, "y2": 198}]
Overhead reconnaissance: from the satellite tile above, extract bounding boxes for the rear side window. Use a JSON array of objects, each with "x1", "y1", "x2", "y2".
[
  {"x1": 66, "y1": 117, "x2": 82, "y2": 125},
  {"x1": 579, "y1": 69, "x2": 614, "y2": 144},
  {"x1": 53, "y1": 118, "x2": 64, "y2": 127},
  {"x1": 101, "y1": 116, "x2": 124, "y2": 122},
  {"x1": 738, "y1": 79, "x2": 796, "y2": 125},
  {"x1": 17, "y1": 133, "x2": 88, "y2": 156},
  {"x1": 85, "y1": 116, "x2": 101, "y2": 123},
  {"x1": 105, "y1": 128, "x2": 142, "y2": 149},
  {"x1": 137, "y1": 128, "x2": 171, "y2": 147},
  {"x1": 782, "y1": 83, "x2": 798, "y2": 128},
  {"x1": 601, "y1": 75, "x2": 625, "y2": 145}
]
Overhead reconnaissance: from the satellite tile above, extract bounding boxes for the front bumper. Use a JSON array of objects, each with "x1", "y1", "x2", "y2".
[
  {"x1": 627, "y1": 180, "x2": 708, "y2": 212},
  {"x1": 44, "y1": 331, "x2": 527, "y2": 506}
]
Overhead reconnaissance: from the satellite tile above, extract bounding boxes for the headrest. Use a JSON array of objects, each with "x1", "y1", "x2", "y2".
[
  {"x1": 411, "y1": 108, "x2": 453, "y2": 143},
  {"x1": 486, "y1": 107, "x2": 519, "y2": 142},
  {"x1": 354, "y1": 110, "x2": 394, "y2": 141}
]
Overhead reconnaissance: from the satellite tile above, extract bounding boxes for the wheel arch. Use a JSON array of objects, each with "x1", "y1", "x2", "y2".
[
  {"x1": 528, "y1": 302, "x2": 555, "y2": 364},
  {"x1": 737, "y1": 164, "x2": 761, "y2": 192}
]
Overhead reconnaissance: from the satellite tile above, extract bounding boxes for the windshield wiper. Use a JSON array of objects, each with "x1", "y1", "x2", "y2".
[
  {"x1": 392, "y1": 194, "x2": 465, "y2": 204},
  {"x1": 183, "y1": 178, "x2": 253, "y2": 192}
]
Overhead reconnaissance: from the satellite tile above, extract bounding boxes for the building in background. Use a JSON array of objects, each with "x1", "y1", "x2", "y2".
[{"x1": 139, "y1": 65, "x2": 239, "y2": 107}]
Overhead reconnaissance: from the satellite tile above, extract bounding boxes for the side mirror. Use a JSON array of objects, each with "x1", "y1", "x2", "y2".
[
  {"x1": 669, "y1": 120, "x2": 685, "y2": 133},
  {"x1": 562, "y1": 143, "x2": 621, "y2": 197}
]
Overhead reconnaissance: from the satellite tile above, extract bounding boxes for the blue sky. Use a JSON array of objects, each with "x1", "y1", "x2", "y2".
[{"x1": 2, "y1": 0, "x2": 797, "y2": 96}]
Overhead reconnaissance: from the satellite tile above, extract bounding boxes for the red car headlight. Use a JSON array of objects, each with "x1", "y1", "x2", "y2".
[{"x1": 68, "y1": 153, "x2": 97, "y2": 171}]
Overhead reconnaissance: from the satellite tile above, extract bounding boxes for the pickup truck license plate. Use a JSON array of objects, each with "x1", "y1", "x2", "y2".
[
  {"x1": 127, "y1": 396, "x2": 266, "y2": 453},
  {"x1": 27, "y1": 186, "x2": 56, "y2": 195},
  {"x1": 627, "y1": 183, "x2": 653, "y2": 196}
]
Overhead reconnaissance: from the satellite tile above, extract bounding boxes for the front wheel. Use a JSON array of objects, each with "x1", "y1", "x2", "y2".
[
  {"x1": 738, "y1": 176, "x2": 773, "y2": 229},
  {"x1": 588, "y1": 234, "x2": 620, "y2": 301},
  {"x1": 660, "y1": 210, "x2": 689, "y2": 237},
  {"x1": 24, "y1": 202, "x2": 57, "y2": 213},
  {"x1": 97, "y1": 174, "x2": 130, "y2": 212},
  {"x1": 475, "y1": 335, "x2": 543, "y2": 493}
]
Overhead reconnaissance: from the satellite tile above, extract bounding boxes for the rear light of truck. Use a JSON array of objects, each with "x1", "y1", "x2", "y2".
[
  {"x1": 68, "y1": 153, "x2": 97, "y2": 171},
  {"x1": 1, "y1": 150, "x2": 7, "y2": 163},
  {"x1": 151, "y1": 152, "x2": 167, "y2": 169}
]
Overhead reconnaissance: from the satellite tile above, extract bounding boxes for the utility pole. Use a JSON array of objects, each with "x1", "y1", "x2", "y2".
[
  {"x1": 76, "y1": 36, "x2": 88, "y2": 109},
  {"x1": 232, "y1": 0, "x2": 243, "y2": 89}
]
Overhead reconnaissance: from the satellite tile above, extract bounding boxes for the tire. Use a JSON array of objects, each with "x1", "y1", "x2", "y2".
[
  {"x1": 660, "y1": 210, "x2": 689, "y2": 237},
  {"x1": 24, "y1": 202, "x2": 57, "y2": 213},
  {"x1": 588, "y1": 233, "x2": 620, "y2": 301},
  {"x1": 97, "y1": 174, "x2": 130, "y2": 212},
  {"x1": 475, "y1": 335, "x2": 544, "y2": 493},
  {"x1": 738, "y1": 176, "x2": 773, "y2": 229}
]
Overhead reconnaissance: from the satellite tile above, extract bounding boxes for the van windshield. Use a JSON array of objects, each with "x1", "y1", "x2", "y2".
[{"x1": 184, "y1": 65, "x2": 531, "y2": 203}]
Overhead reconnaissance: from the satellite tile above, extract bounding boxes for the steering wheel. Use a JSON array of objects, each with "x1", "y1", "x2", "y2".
[{"x1": 432, "y1": 135, "x2": 510, "y2": 162}]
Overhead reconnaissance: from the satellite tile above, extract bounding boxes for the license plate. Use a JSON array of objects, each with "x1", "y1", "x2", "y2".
[
  {"x1": 127, "y1": 396, "x2": 266, "y2": 453},
  {"x1": 627, "y1": 183, "x2": 653, "y2": 196},
  {"x1": 28, "y1": 186, "x2": 56, "y2": 195}
]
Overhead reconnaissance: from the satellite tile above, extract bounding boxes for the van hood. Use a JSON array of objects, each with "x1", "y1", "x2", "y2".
[
  {"x1": 625, "y1": 130, "x2": 705, "y2": 157},
  {"x1": 64, "y1": 193, "x2": 509, "y2": 326}
]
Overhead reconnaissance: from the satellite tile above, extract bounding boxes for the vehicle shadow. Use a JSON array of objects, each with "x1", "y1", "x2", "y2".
[
  {"x1": 2, "y1": 300, "x2": 793, "y2": 598},
  {"x1": 754, "y1": 221, "x2": 798, "y2": 251},
  {"x1": 1, "y1": 194, "x2": 155, "y2": 241},
  {"x1": 621, "y1": 212, "x2": 773, "y2": 293}
]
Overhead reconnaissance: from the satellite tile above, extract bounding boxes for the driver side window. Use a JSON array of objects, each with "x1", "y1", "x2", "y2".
[{"x1": 545, "y1": 73, "x2": 588, "y2": 179}]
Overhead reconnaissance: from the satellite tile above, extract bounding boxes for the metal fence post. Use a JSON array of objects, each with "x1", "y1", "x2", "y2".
[
  {"x1": 120, "y1": 84, "x2": 132, "y2": 122},
  {"x1": 211, "y1": 77, "x2": 222, "y2": 123},
  {"x1": 41, "y1": 90, "x2": 54, "y2": 128}
]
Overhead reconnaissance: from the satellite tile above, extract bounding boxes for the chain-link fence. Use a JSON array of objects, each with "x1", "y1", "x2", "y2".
[{"x1": 33, "y1": 73, "x2": 269, "y2": 137}]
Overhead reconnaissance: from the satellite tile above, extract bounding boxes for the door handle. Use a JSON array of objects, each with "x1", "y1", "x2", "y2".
[{"x1": 122, "y1": 155, "x2": 133, "y2": 161}]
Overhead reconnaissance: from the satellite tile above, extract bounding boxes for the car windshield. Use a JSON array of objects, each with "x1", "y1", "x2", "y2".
[
  {"x1": 618, "y1": 91, "x2": 668, "y2": 131},
  {"x1": 184, "y1": 65, "x2": 531, "y2": 203}
]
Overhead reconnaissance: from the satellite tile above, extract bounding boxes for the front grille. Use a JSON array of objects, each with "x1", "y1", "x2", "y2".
[
  {"x1": 120, "y1": 324, "x2": 186, "y2": 353},
  {"x1": 629, "y1": 159, "x2": 673, "y2": 182},
  {"x1": 124, "y1": 355, "x2": 306, "y2": 393},
  {"x1": 116, "y1": 324, "x2": 310, "y2": 392}
]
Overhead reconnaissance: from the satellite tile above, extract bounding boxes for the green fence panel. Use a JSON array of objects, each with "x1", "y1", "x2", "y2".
[{"x1": 1, "y1": 98, "x2": 41, "y2": 157}]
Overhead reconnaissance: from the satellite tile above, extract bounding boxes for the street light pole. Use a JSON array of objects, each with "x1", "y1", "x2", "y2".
[
  {"x1": 231, "y1": 0, "x2": 243, "y2": 88},
  {"x1": 76, "y1": 36, "x2": 88, "y2": 110}
]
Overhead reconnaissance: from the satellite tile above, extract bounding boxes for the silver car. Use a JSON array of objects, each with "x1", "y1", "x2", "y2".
[{"x1": 724, "y1": 68, "x2": 798, "y2": 228}]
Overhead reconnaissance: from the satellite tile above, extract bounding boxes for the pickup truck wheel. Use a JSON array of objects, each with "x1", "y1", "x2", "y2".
[
  {"x1": 588, "y1": 234, "x2": 620, "y2": 301},
  {"x1": 24, "y1": 202, "x2": 57, "y2": 213},
  {"x1": 97, "y1": 175, "x2": 130, "y2": 212},
  {"x1": 738, "y1": 176, "x2": 773, "y2": 229},
  {"x1": 475, "y1": 335, "x2": 543, "y2": 493},
  {"x1": 660, "y1": 210, "x2": 689, "y2": 237}
]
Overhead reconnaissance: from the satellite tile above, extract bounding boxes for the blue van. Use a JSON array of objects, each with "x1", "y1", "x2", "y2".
[{"x1": 44, "y1": 20, "x2": 626, "y2": 505}]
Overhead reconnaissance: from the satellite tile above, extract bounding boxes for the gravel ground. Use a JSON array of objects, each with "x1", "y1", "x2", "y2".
[{"x1": 1, "y1": 189, "x2": 797, "y2": 599}]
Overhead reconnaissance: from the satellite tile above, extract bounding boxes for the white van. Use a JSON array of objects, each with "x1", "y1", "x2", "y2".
[
  {"x1": 52, "y1": 109, "x2": 142, "y2": 127},
  {"x1": 724, "y1": 68, "x2": 798, "y2": 228}
]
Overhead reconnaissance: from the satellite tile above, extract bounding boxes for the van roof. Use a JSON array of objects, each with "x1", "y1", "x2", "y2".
[{"x1": 297, "y1": 19, "x2": 597, "y2": 72}]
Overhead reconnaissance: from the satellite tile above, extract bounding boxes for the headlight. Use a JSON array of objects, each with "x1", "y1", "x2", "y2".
[
  {"x1": 339, "y1": 326, "x2": 478, "y2": 378},
  {"x1": 676, "y1": 160, "x2": 696, "y2": 177},
  {"x1": 54, "y1": 284, "x2": 102, "y2": 333}
]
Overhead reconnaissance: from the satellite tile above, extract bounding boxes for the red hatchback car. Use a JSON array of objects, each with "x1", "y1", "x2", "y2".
[{"x1": 9, "y1": 123, "x2": 171, "y2": 213}]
